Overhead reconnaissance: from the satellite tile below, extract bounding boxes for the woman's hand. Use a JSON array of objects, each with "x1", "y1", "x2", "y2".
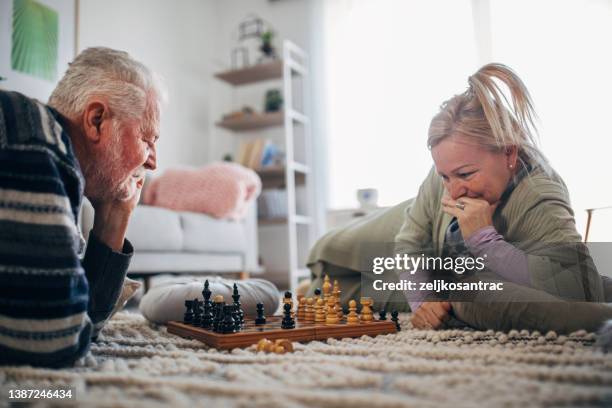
[
  {"x1": 411, "y1": 301, "x2": 451, "y2": 329},
  {"x1": 441, "y1": 196, "x2": 498, "y2": 239}
]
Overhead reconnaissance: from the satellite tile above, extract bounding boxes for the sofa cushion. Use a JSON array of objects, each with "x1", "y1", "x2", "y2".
[
  {"x1": 180, "y1": 211, "x2": 246, "y2": 253},
  {"x1": 127, "y1": 205, "x2": 183, "y2": 251}
]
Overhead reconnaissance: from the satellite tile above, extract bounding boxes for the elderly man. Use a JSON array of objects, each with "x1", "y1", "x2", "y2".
[{"x1": 0, "y1": 47, "x2": 161, "y2": 367}]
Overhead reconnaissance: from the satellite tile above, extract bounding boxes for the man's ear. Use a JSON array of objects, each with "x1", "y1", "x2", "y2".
[{"x1": 83, "y1": 100, "x2": 109, "y2": 143}]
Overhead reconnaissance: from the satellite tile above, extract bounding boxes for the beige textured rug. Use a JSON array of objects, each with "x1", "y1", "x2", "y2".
[{"x1": 1, "y1": 311, "x2": 611, "y2": 407}]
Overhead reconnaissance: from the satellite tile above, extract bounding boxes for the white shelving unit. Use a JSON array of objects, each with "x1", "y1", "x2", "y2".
[{"x1": 214, "y1": 40, "x2": 316, "y2": 293}]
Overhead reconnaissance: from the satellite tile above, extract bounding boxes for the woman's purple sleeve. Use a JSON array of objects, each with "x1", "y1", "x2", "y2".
[
  {"x1": 464, "y1": 226, "x2": 530, "y2": 286},
  {"x1": 399, "y1": 270, "x2": 428, "y2": 312}
]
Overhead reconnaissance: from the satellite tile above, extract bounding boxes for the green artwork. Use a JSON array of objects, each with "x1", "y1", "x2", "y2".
[{"x1": 11, "y1": 0, "x2": 59, "y2": 81}]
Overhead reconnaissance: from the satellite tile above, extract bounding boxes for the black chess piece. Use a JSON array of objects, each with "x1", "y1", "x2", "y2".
[
  {"x1": 281, "y1": 302, "x2": 295, "y2": 329},
  {"x1": 232, "y1": 283, "x2": 244, "y2": 324},
  {"x1": 220, "y1": 305, "x2": 237, "y2": 334},
  {"x1": 314, "y1": 288, "x2": 321, "y2": 297},
  {"x1": 391, "y1": 310, "x2": 401, "y2": 331},
  {"x1": 232, "y1": 304, "x2": 242, "y2": 332},
  {"x1": 213, "y1": 300, "x2": 225, "y2": 332},
  {"x1": 255, "y1": 302, "x2": 266, "y2": 325},
  {"x1": 201, "y1": 280, "x2": 213, "y2": 329},
  {"x1": 378, "y1": 309, "x2": 387, "y2": 321},
  {"x1": 192, "y1": 298, "x2": 202, "y2": 326},
  {"x1": 183, "y1": 300, "x2": 194, "y2": 324}
]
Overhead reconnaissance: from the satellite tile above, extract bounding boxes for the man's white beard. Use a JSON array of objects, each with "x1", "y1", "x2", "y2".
[{"x1": 83, "y1": 128, "x2": 142, "y2": 203}]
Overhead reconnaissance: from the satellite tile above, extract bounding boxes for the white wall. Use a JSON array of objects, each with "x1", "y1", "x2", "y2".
[{"x1": 78, "y1": 0, "x2": 217, "y2": 172}]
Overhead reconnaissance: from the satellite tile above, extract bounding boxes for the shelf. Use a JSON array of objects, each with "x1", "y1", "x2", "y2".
[
  {"x1": 216, "y1": 111, "x2": 283, "y2": 131},
  {"x1": 215, "y1": 60, "x2": 283, "y2": 86},
  {"x1": 256, "y1": 166, "x2": 305, "y2": 189},
  {"x1": 258, "y1": 217, "x2": 287, "y2": 225},
  {"x1": 258, "y1": 215, "x2": 311, "y2": 226}
]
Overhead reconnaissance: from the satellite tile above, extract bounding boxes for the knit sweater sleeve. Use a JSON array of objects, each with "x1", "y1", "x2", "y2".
[
  {"x1": 0, "y1": 91, "x2": 92, "y2": 367},
  {"x1": 395, "y1": 167, "x2": 438, "y2": 311}
]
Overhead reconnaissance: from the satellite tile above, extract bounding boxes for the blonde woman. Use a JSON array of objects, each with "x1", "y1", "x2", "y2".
[{"x1": 397, "y1": 63, "x2": 612, "y2": 332}]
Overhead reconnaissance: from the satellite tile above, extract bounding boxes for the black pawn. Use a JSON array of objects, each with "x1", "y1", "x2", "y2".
[
  {"x1": 183, "y1": 300, "x2": 194, "y2": 324},
  {"x1": 281, "y1": 302, "x2": 295, "y2": 329},
  {"x1": 391, "y1": 310, "x2": 401, "y2": 331},
  {"x1": 232, "y1": 283, "x2": 244, "y2": 324},
  {"x1": 232, "y1": 305, "x2": 242, "y2": 332},
  {"x1": 379, "y1": 310, "x2": 387, "y2": 321},
  {"x1": 255, "y1": 302, "x2": 266, "y2": 325},
  {"x1": 221, "y1": 305, "x2": 237, "y2": 334},
  {"x1": 192, "y1": 298, "x2": 202, "y2": 326},
  {"x1": 213, "y1": 301, "x2": 225, "y2": 332},
  {"x1": 314, "y1": 288, "x2": 321, "y2": 297}
]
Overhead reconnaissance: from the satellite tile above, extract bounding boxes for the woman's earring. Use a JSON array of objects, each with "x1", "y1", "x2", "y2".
[{"x1": 509, "y1": 164, "x2": 514, "y2": 169}]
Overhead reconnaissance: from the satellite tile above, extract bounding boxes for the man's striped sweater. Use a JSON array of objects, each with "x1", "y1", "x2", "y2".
[{"x1": 0, "y1": 90, "x2": 132, "y2": 368}]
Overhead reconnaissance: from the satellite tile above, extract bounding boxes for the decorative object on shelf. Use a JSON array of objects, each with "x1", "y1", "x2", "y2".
[
  {"x1": 238, "y1": 15, "x2": 264, "y2": 40},
  {"x1": 230, "y1": 14, "x2": 278, "y2": 69},
  {"x1": 222, "y1": 106, "x2": 255, "y2": 121},
  {"x1": 264, "y1": 89, "x2": 283, "y2": 112},
  {"x1": 357, "y1": 188, "x2": 379, "y2": 209},
  {"x1": 231, "y1": 47, "x2": 249, "y2": 70},
  {"x1": 222, "y1": 153, "x2": 233, "y2": 162},
  {"x1": 259, "y1": 30, "x2": 277, "y2": 62}
]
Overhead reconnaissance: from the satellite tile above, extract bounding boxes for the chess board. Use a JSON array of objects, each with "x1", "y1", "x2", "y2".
[{"x1": 167, "y1": 316, "x2": 397, "y2": 350}]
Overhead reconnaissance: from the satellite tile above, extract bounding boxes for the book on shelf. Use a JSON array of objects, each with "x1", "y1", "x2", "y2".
[{"x1": 236, "y1": 138, "x2": 283, "y2": 170}]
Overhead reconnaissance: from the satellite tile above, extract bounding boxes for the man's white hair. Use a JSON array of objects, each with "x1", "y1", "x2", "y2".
[{"x1": 49, "y1": 47, "x2": 165, "y2": 121}]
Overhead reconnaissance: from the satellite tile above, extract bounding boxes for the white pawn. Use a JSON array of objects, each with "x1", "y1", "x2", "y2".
[
  {"x1": 346, "y1": 299, "x2": 359, "y2": 325},
  {"x1": 360, "y1": 297, "x2": 373, "y2": 323},
  {"x1": 314, "y1": 298, "x2": 326, "y2": 324}
]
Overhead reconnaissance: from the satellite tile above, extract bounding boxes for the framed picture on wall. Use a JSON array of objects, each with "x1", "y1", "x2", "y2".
[{"x1": 0, "y1": 0, "x2": 77, "y2": 102}]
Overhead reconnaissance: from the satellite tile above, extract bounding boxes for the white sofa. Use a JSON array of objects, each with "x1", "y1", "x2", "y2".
[{"x1": 80, "y1": 200, "x2": 260, "y2": 289}]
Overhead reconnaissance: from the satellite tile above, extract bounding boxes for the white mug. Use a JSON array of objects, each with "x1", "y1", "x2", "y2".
[{"x1": 356, "y1": 188, "x2": 378, "y2": 208}]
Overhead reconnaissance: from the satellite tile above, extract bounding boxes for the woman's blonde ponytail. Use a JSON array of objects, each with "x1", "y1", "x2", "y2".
[{"x1": 428, "y1": 63, "x2": 550, "y2": 174}]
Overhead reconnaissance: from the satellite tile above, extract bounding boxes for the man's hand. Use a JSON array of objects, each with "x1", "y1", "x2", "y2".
[
  {"x1": 91, "y1": 178, "x2": 143, "y2": 251},
  {"x1": 441, "y1": 196, "x2": 498, "y2": 239},
  {"x1": 411, "y1": 301, "x2": 451, "y2": 330}
]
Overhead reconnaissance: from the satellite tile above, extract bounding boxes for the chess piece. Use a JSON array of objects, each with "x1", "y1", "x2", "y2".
[
  {"x1": 326, "y1": 294, "x2": 336, "y2": 315},
  {"x1": 313, "y1": 288, "x2": 321, "y2": 303},
  {"x1": 332, "y1": 280, "x2": 343, "y2": 319},
  {"x1": 212, "y1": 295, "x2": 225, "y2": 332},
  {"x1": 257, "y1": 338, "x2": 274, "y2": 352},
  {"x1": 183, "y1": 300, "x2": 194, "y2": 324},
  {"x1": 325, "y1": 304, "x2": 340, "y2": 325},
  {"x1": 378, "y1": 309, "x2": 387, "y2": 321},
  {"x1": 201, "y1": 280, "x2": 213, "y2": 329},
  {"x1": 232, "y1": 283, "x2": 244, "y2": 324},
  {"x1": 220, "y1": 305, "x2": 237, "y2": 334},
  {"x1": 314, "y1": 298, "x2": 326, "y2": 324},
  {"x1": 346, "y1": 299, "x2": 359, "y2": 325},
  {"x1": 297, "y1": 297, "x2": 306, "y2": 321},
  {"x1": 359, "y1": 297, "x2": 373, "y2": 323},
  {"x1": 322, "y1": 275, "x2": 332, "y2": 302},
  {"x1": 281, "y1": 303, "x2": 295, "y2": 329},
  {"x1": 255, "y1": 302, "x2": 266, "y2": 325},
  {"x1": 192, "y1": 298, "x2": 202, "y2": 326},
  {"x1": 283, "y1": 291, "x2": 294, "y2": 318},
  {"x1": 391, "y1": 310, "x2": 401, "y2": 331},
  {"x1": 232, "y1": 304, "x2": 242, "y2": 332},
  {"x1": 304, "y1": 298, "x2": 315, "y2": 323}
]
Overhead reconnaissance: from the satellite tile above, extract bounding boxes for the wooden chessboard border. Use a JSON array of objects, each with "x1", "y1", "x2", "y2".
[{"x1": 167, "y1": 316, "x2": 397, "y2": 349}]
